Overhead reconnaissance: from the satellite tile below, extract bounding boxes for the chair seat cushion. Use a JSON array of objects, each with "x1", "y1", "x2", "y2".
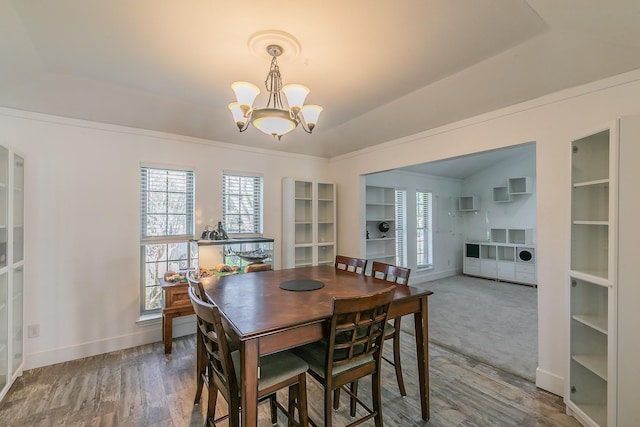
[
  {"x1": 293, "y1": 341, "x2": 374, "y2": 379},
  {"x1": 384, "y1": 322, "x2": 395, "y2": 337},
  {"x1": 231, "y1": 350, "x2": 308, "y2": 392}
]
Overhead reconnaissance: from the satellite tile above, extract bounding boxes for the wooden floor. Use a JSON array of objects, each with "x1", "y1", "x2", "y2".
[{"x1": 0, "y1": 332, "x2": 581, "y2": 427}]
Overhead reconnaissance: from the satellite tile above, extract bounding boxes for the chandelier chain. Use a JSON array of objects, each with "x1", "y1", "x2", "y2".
[{"x1": 265, "y1": 55, "x2": 286, "y2": 110}]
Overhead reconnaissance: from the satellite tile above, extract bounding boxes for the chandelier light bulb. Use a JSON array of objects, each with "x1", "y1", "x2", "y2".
[
  {"x1": 228, "y1": 102, "x2": 246, "y2": 130},
  {"x1": 283, "y1": 84, "x2": 310, "y2": 113},
  {"x1": 301, "y1": 105, "x2": 323, "y2": 130},
  {"x1": 231, "y1": 82, "x2": 260, "y2": 114}
]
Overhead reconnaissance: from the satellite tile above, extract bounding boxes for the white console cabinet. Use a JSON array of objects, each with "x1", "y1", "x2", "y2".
[{"x1": 463, "y1": 227, "x2": 536, "y2": 285}]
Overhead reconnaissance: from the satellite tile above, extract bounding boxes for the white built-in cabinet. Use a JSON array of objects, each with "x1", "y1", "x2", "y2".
[
  {"x1": 463, "y1": 227, "x2": 536, "y2": 285},
  {"x1": 282, "y1": 178, "x2": 336, "y2": 268},
  {"x1": 566, "y1": 116, "x2": 640, "y2": 427},
  {"x1": 364, "y1": 186, "x2": 396, "y2": 265},
  {"x1": 0, "y1": 145, "x2": 24, "y2": 402}
]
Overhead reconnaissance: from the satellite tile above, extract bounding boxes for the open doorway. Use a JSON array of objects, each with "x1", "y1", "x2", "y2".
[{"x1": 363, "y1": 142, "x2": 537, "y2": 380}]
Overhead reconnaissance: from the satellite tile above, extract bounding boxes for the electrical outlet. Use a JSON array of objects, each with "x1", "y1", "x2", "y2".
[{"x1": 28, "y1": 324, "x2": 40, "y2": 338}]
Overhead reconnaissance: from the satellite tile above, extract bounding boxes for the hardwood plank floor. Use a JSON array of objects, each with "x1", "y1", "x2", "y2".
[{"x1": 0, "y1": 333, "x2": 580, "y2": 426}]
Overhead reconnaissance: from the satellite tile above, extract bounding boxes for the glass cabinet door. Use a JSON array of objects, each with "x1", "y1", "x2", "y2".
[
  {"x1": 0, "y1": 147, "x2": 7, "y2": 269},
  {"x1": 11, "y1": 266, "x2": 23, "y2": 374},
  {"x1": 13, "y1": 155, "x2": 24, "y2": 263},
  {"x1": 0, "y1": 272, "x2": 7, "y2": 391}
]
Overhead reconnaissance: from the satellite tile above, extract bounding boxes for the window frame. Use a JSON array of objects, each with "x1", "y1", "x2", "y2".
[
  {"x1": 139, "y1": 165, "x2": 195, "y2": 316},
  {"x1": 222, "y1": 171, "x2": 264, "y2": 237}
]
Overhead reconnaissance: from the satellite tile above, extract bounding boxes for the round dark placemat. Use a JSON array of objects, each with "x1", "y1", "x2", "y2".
[{"x1": 279, "y1": 279, "x2": 325, "y2": 291}]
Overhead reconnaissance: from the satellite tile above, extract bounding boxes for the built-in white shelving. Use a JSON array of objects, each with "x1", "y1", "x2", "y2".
[
  {"x1": 0, "y1": 145, "x2": 24, "y2": 402},
  {"x1": 283, "y1": 178, "x2": 336, "y2": 268},
  {"x1": 567, "y1": 126, "x2": 613, "y2": 427},
  {"x1": 365, "y1": 186, "x2": 396, "y2": 265}
]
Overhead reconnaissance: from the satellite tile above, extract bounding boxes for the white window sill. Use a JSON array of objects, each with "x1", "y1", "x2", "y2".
[{"x1": 137, "y1": 313, "x2": 161, "y2": 327}]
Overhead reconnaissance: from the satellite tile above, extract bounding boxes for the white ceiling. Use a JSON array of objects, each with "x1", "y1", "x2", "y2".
[
  {"x1": 2, "y1": 1, "x2": 640, "y2": 158},
  {"x1": 396, "y1": 143, "x2": 535, "y2": 179}
]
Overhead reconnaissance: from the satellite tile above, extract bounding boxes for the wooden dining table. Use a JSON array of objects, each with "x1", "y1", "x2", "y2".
[{"x1": 201, "y1": 264, "x2": 433, "y2": 427}]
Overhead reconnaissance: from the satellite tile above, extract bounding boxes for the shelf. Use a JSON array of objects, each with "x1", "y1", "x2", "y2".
[
  {"x1": 491, "y1": 228, "x2": 507, "y2": 243},
  {"x1": 571, "y1": 222, "x2": 608, "y2": 279},
  {"x1": 571, "y1": 131, "x2": 610, "y2": 184},
  {"x1": 492, "y1": 186, "x2": 511, "y2": 203},
  {"x1": 573, "y1": 404, "x2": 607, "y2": 427},
  {"x1": 572, "y1": 270, "x2": 610, "y2": 283},
  {"x1": 366, "y1": 202, "x2": 394, "y2": 206},
  {"x1": 368, "y1": 254, "x2": 396, "y2": 262},
  {"x1": 573, "y1": 178, "x2": 609, "y2": 188},
  {"x1": 458, "y1": 195, "x2": 479, "y2": 211},
  {"x1": 572, "y1": 355, "x2": 608, "y2": 381},
  {"x1": 508, "y1": 176, "x2": 532, "y2": 195},
  {"x1": 573, "y1": 314, "x2": 607, "y2": 335}
]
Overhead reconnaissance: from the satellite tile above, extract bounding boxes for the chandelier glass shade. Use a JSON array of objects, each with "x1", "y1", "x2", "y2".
[{"x1": 228, "y1": 44, "x2": 323, "y2": 140}]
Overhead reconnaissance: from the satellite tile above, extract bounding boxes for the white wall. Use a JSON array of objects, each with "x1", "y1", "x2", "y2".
[
  {"x1": 461, "y1": 147, "x2": 536, "y2": 242},
  {"x1": 0, "y1": 109, "x2": 330, "y2": 369},
  {"x1": 328, "y1": 69, "x2": 640, "y2": 396},
  {"x1": 364, "y1": 170, "x2": 464, "y2": 283}
]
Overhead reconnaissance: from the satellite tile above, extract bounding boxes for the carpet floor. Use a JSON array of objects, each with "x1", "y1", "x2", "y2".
[{"x1": 407, "y1": 274, "x2": 537, "y2": 382}]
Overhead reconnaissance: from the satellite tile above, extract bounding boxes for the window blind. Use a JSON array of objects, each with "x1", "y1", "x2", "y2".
[
  {"x1": 140, "y1": 167, "x2": 195, "y2": 240},
  {"x1": 222, "y1": 173, "x2": 263, "y2": 235},
  {"x1": 395, "y1": 189, "x2": 407, "y2": 267},
  {"x1": 416, "y1": 191, "x2": 433, "y2": 268}
]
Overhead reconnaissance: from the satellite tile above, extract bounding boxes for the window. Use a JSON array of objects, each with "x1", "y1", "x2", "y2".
[
  {"x1": 416, "y1": 191, "x2": 433, "y2": 269},
  {"x1": 222, "y1": 172, "x2": 263, "y2": 235},
  {"x1": 395, "y1": 189, "x2": 407, "y2": 267},
  {"x1": 140, "y1": 167, "x2": 195, "y2": 314}
]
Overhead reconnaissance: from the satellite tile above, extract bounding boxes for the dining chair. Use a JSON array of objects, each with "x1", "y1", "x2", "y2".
[
  {"x1": 188, "y1": 286, "x2": 310, "y2": 427},
  {"x1": 334, "y1": 255, "x2": 368, "y2": 275},
  {"x1": 186, "y1": 271, "x2": 209, "y2": 405},
  {"x1": 294, "y1": 286, "x2": 396, "y2": 427},
  {"x1": 371, "y1": 261, "x2": 411, "y2": 397}
]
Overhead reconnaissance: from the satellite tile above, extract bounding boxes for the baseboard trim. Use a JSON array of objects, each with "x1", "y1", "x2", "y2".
[
  {"x1": 536, "y1": 367, "x2": 565, "y2": 396},
  {"x1": 25, "y1": 316, "x2": 197, "y2": 370}
]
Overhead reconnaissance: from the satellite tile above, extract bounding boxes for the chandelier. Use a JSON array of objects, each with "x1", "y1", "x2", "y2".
[{"x1": 228, "y1": 44, "x2": 323, "y2": 140}]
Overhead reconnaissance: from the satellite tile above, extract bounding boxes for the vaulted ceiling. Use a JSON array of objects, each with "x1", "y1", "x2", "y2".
[{"x1": 2, "y1": 1, "x2": 640, "y2": 158}]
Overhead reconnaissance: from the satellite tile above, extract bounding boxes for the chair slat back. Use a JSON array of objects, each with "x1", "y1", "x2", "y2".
[
  {"x1": 186, "y1": 270, "x2": 207, "y2": 301},
  {"x1": 371, "y1": 261, "x2": 411, "y2": 285},
  {"x1": 327, "y1": 286, "x2": 395, "y2": 370},
  {"x1": 334, "y1": 255, "x2": 368, "y2": 275},
  {"x1": 188, "y1": 286, "x2": 239, "y2": 401}
]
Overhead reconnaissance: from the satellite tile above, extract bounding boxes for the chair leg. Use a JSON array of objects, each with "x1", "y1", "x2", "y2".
[
  {"x1": 325, "y1": 381, "x2": 334, "y2": 427},
  {"x1": 270, "y1": 394, "x2": 278, "y2": 424},
  {"x1": 371, "y1": 371, "x2": 383, "y2": 427},
  {"x1": 349, "y1": 381, "x2": 358, "y2": 417},
  {"x1": 195, "y1": 332, "x2": 206, "y2": 404},
  {"x1": 333, "y1": 388, "x2": 340, "y2": 411},
  {"x1": 205, "y1": 371, "x2": 218, "y2": 424},
  {"x1": 393, "y1": 319, "x2": 407, "y2": 397},
  {"x1": 288, "y1": 385, "x2": 297, "y2": 427},
  {"x1": 297, "y1": 373, "x2": 309, "y2": 427},
  {"x1": 228, "y1": 393, "x2": 241, "y2": 427}
]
